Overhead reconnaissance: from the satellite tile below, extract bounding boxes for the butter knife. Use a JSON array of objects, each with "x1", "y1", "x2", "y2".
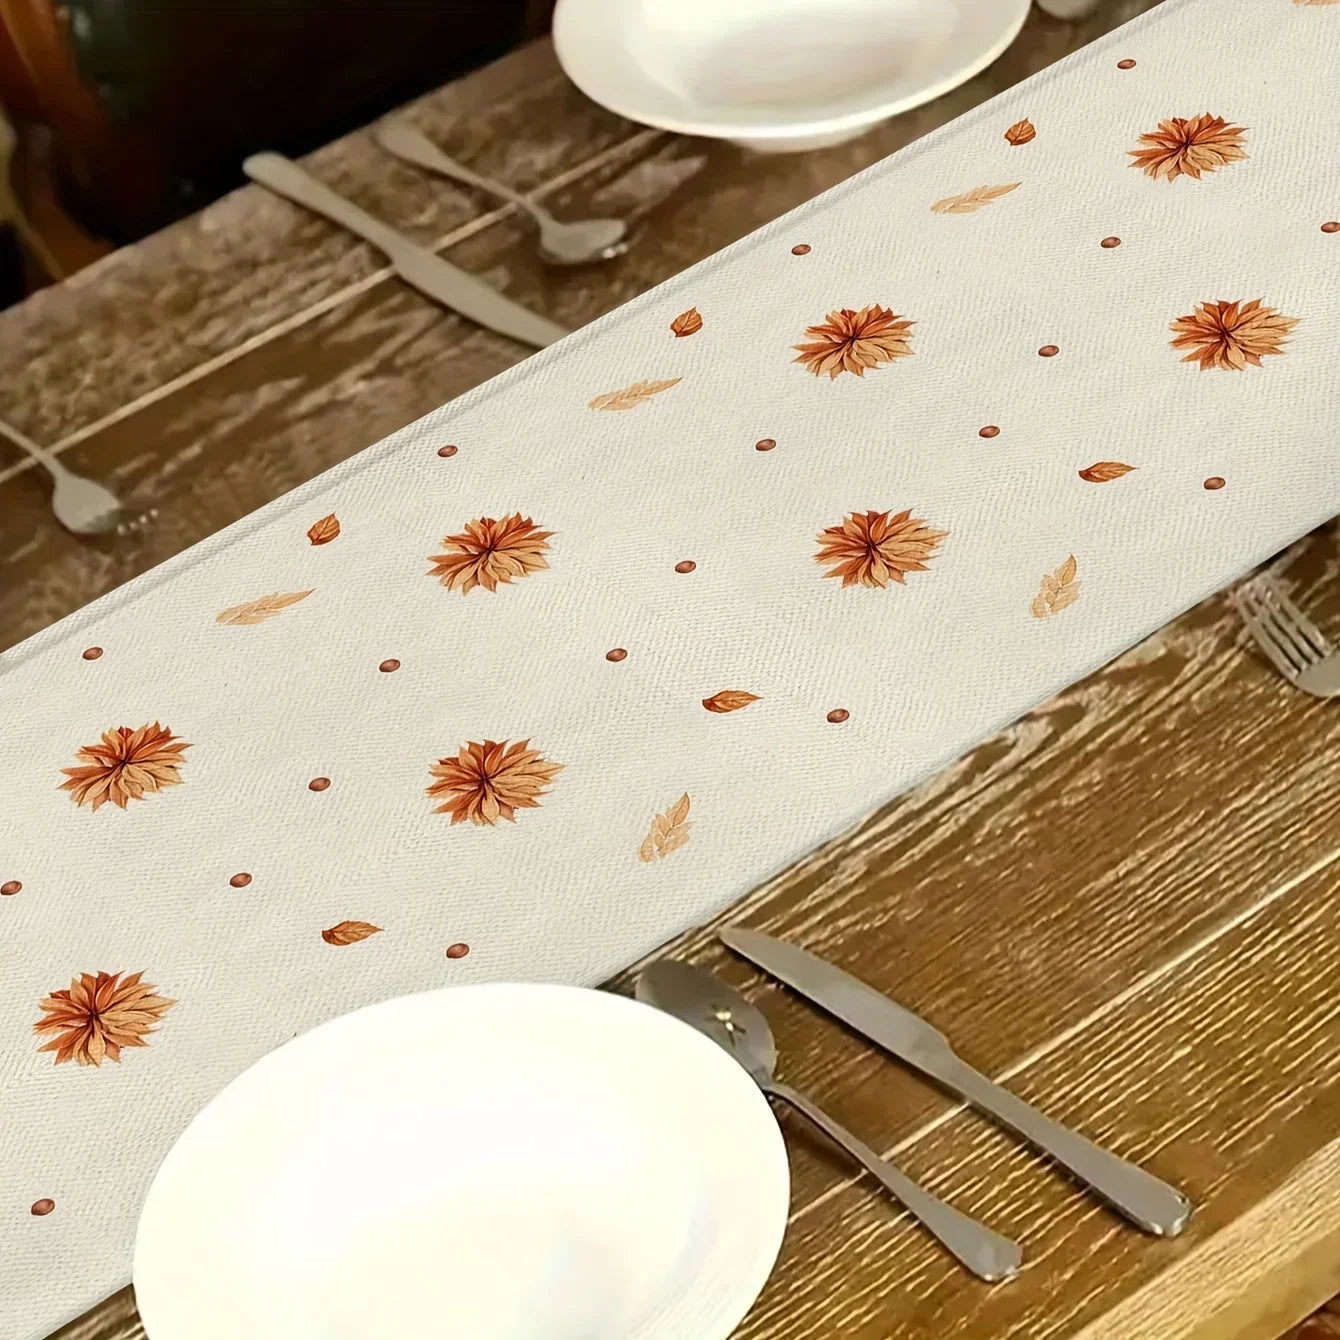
[
  {"x1": 243, "y1": 152, "x2": 569, "y2": 349},
  {"x1": 720, "y1": 927, "x2": 1192, "y2": 1237}
]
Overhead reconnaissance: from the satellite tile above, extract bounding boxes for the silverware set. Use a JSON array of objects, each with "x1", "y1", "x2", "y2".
[{"x1": 638, "y1": 929, "x2": 1193, "y2": 1282}]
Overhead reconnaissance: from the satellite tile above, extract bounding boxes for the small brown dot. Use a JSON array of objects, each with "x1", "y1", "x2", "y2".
[
  {"x1": 308, "y1": 777, "x2": 331, "y2": 792},
  {"x1": 446, "y1": 942, "x2": 470, "y2": 959},
  {"x1": 378, "y1": 659, "x2": 401, "y2": 673},
  {"x1": 1, "y1": 880, "x2": 21, "y2": 896},
  {"x1": 436, "y1": 445, "x2": 458, "y2": 458},
  {"x1": 1203, "y1": 476, "x2": 1226, "y2": 491},
  {"x1": 791, "y1": 244, "x2": 811, "y2": 256},
  {"x1": 674, "y1": 560, "x2": 696, "y2": 574},
  {"x1": 978, "y1": 425, "x2": 1000, "y2": 439},
  {"x1": 754, "y1": 438, "x2": 776, "y2": 452},
  {"x1": 605, "y1": 648, "x2": 628, "y2": 663},
  {"x1": 81, "y1": 646, "x2": 103, "y2": 661},
  {"x1": 826, "y1": 709, "x2": 850, "y2": 724},
  {"x1": 229, "y1": 873, "x2": 252, "y2": 889},
  {"x1": 31, "y1": 1199, "x2": 55, "y2": 1216},
  {"x1": 1100, "y1": 236, "x2": 1122, "y2": 249},
  {"x1": 1322, "y1": 221, "x2": 1340, "y2": 234},
  {"x1": 1038, "y1": 344, "x2": 1059, "y2": 358},
  {"x1": 1117, "y1": 58, "x2": 1136, "y2": 69}
]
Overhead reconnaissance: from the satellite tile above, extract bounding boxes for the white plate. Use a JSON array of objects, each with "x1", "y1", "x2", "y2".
[
  {"x1": 554, "y1": 0, "x2": 1030, "y2": 152},
  {"x1": 134, "y1": 984, "x2": 789, "y2": 1340}
]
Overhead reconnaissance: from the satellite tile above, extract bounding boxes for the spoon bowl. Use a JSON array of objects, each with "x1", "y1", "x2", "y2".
[{"x1": 537, "y1": 216, "x2": 630, "y2": 266}]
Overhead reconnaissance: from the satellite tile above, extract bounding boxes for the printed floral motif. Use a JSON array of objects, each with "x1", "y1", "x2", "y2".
[
  {"x1": 702, "y1": 691, "x2": 760, "y2": 714},
  {"x1": 1129, "y1": 114, "x2": 1247, "y2": 181},
  {"x1": 1031, "y1": 557, "x2": 1080, "y2": 618},
  {"x1": 670, "y1": 308, "x2": 703, "y2": 338},
  {"x1": 427, "y1": 514, "x2": 553, "y2": 594},
  {"x1": 793, "y1": 306, "x2": 914, "y2": 379},
  {"x1": 930, "y1": 183, "x2": 1020, "y2": 214},
  {"x1": 1004, "y1": 118, "x2": 1036, "y2": 145},
  {"x1": 639, "y1": 793, "x2": 691, "y2": 862},
  {"x1": 1079, "y1": 462, "x2": 1136, "y2": 482},
  {"x1": 34, "y1": 971, "x2": 174, "y2": 1066},
  {"x1": 427, "y1": 740, "x2": 562, "y2": 826},
  {"x1": 816, "y1": 510, "x2": 947, "y2": 588},
  {"x1": 321, "y1": 921, "x2": 382, "y2": 946},
  {"x1": 588, "y1": 379, "x2": 681, "y2": 411},
  {"x1": 1170, "y1": 299, "x2": 1297, "y2": 370},
  {"x1": 59, "y1": 723, "x2": 189, "y2": 811},
  {"x1": 216, "y1": 591, "x2": 313, "y2": 625}
]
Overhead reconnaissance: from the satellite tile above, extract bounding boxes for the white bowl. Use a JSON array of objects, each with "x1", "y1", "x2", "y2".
[
  {"x1": 134, "y1": 984, "x2": 789, "y2": 1340},
  {"x1": 554, "y1": 0, "x2": 1031, "y2": 153}
]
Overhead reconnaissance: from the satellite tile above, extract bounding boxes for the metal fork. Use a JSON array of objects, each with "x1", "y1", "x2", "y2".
[{"x1": 1236, "y1": 578, "x2": 1340, "y2": 698}]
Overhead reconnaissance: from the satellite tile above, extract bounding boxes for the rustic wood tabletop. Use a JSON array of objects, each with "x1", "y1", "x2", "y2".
[{"x1": 6, "y1": 5, "x2": 1339, "y2": 1338}]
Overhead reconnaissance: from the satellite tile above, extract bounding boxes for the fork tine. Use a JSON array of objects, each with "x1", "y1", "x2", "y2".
[
  {"x1": 1255, "y1": 589, "x2": 1323, "y2": 668},
  {"x1": 1261, "y1": 578, "x2": 1331, "y2": 658},
  {"x1": 1238, "y1": 591, "x2": 1305, "y2": 681}
]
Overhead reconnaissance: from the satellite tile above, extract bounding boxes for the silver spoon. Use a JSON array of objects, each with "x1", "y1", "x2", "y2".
[
  {"x1": 0, "y1": 424, "x2": 128, "y2": 535},
  {"x1": 376, "y1": 123, "x2": 629, "y2": 266},
  {"x1": 636, "y1": 962, "x2": 1023, "y2": 1283}
]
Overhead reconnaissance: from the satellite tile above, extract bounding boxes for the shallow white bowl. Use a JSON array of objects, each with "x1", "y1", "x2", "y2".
[
  {"x1": 554, "y1": 0, "x2": 1031, "y2": 153},
  {"x1": 134, "y1": 983, "x2": 789, "y2": 1340}
]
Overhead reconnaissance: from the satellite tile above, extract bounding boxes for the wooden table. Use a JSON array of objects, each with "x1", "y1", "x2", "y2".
[{"x1": 5, "y1": 7, "x2": 1338, "y2": 1338}]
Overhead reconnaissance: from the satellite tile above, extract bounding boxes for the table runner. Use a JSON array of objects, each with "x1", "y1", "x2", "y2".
[{"x1": 3, "y1": 1, "x2": 1338, "y2": 1333}]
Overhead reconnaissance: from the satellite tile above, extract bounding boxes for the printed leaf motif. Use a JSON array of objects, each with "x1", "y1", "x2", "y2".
[
  {"x1": 588, "y1": 378, "x2": 682, "y2": 411},
  {"x1": 34, "y1": 971, "x2": 174, "y2": 1066},
  {"x1": 215, "y1": 590, "x2": 313, "y2": 625},
  {"x1": 639, "y1": 793, "x2": 692, "y2": 862},
  {"x1": 930, "y1": 182, "x2": 1020, "y2": 214},
  {"x1": 670, "y1": 308, "x2": 703, "y2": 338},
  {"x1": 1004, "y1": 118, "x2": 1036, "y2": 146},
  {"x1": 1031, "y1": 556, "x2": 1080, "y2": 619},
  {"x1": 702, "y1": 690, "x2": 760, "y2": 714},
  {"x1": 306, "y1": 513, "x2": 340, "y2": 545},
  {"x1": 321, "y1": 920, "x2": 382, "y2": 946},
  {"x1": 1078, "y1": 461, "x2": 1135, "y2": 483}
]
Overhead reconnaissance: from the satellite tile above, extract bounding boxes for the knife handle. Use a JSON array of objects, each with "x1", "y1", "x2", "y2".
[
  {"x1": 937, "y1": 1055, "x2": 1191, "y2": 1236},
  {"x1": 243, "y1": 152, "x2": 411, "y2": 262},
  {"x1": 766, "y1": 1081, "x2": 1022, "y2": 1283}
]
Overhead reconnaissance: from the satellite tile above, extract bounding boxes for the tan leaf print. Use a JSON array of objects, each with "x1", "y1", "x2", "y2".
[
  {"x1": 670, "y1": 308, "x2": 703, "y2": 338},
  {"x1": 427, "y1": 739, "x2": 562, "y2": 825},
  {"x1": 306, "y1": 513, "x2": 340, "y2": 545},
  {"x1": 427, "y1": 514, "x2": 553, "y2": 594},
  {"x1": 321, "y1": 920, "x2": 382, "y2": 946},
  {"x1": 1170, "y1": 298, "x2": 1297, "y2": 371},
  {"x1": 588, "y1": 378, "x2": 682, "y2": 411},
  {"x1": 793, "y1": 305, "x2": 914, "y2": 379},
  {"x1": 1031, "y1": 556, "x2": 1080, "y2": 619},
  {"x1": 215, "y1": 590, "x2": 313, "y2": 625},
  {"x1": 930, "y1": 182, "x2": 1020, "y2": 214},
  {"x1": 59, "y1": 722, "x2": 189, "y2": 811},
  {"x1": 1004, "y1": 118, "x2": 1036, "y2": 146},
  {"x1": 34, "y1": 971, "x2": 174, "y2": 1066},
  {"x1": 702, "y1": 690, "x2": 761, "y2": 714},
  {"x1": 816, "y1": 509, "x2": 947, "y2": 588},
  {"x1": 1129, "y1": 114, "x2": 1247, "y2": 181},
  {"x1": 1078, "y1": 461, "x2": 1136, "y2": 482},
  {"x1": 639, "y1": 793, "x2": 692, "y2": 862}
]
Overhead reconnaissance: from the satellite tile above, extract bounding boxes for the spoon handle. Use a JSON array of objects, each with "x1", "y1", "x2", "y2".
[{"x1": 766, "y1": 1082, "x2": 1022, "y2": 1283}]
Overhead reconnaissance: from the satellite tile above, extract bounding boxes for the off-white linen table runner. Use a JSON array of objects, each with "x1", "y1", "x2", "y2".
[{"x1": 3, "y1": 0, "x2": 1339, "y2": 1332}]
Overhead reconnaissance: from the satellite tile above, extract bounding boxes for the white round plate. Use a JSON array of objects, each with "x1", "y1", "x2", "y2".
[
  {"x1": 555, "y1": 0, "x2": 1030, "y2": 152},
  {"x1": 134, "y1": 984, "x2": 789, "y2": 1340}
]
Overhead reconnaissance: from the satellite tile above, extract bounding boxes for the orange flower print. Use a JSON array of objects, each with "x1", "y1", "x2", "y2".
[
  {"x1": 59, "y1": 722, "x2": 190, "y2": 811},
  {"x1": 793, "y1": 305, "x2": 914, "y2": 379},
  {"x1": 1170, "y1": 299, "x2": 1298, "y2": 371},
  {"x1": 427, "y1": 739, "x2": 562, "y2": 825},
  {"x1": 34, "y1": 971, "x2": 174, "y2": 1066},
  {"x1": 427, "y1": 514, "x2": 553, "y2": 594},
  {"x1": 815, "y1": 509, "x2": 947, "y2": 588},
  {"x1": 1129, "y1": 114, "x2": 1247, "y2": 181}
]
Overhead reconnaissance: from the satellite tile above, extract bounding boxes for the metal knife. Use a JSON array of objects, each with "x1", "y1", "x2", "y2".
[
  {"x1": 242, "y1": 152, "x2": 569, "y2": 349},
  {"x1": 720, "y1": 926, "x2": 1192, "y2": 1237}
]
